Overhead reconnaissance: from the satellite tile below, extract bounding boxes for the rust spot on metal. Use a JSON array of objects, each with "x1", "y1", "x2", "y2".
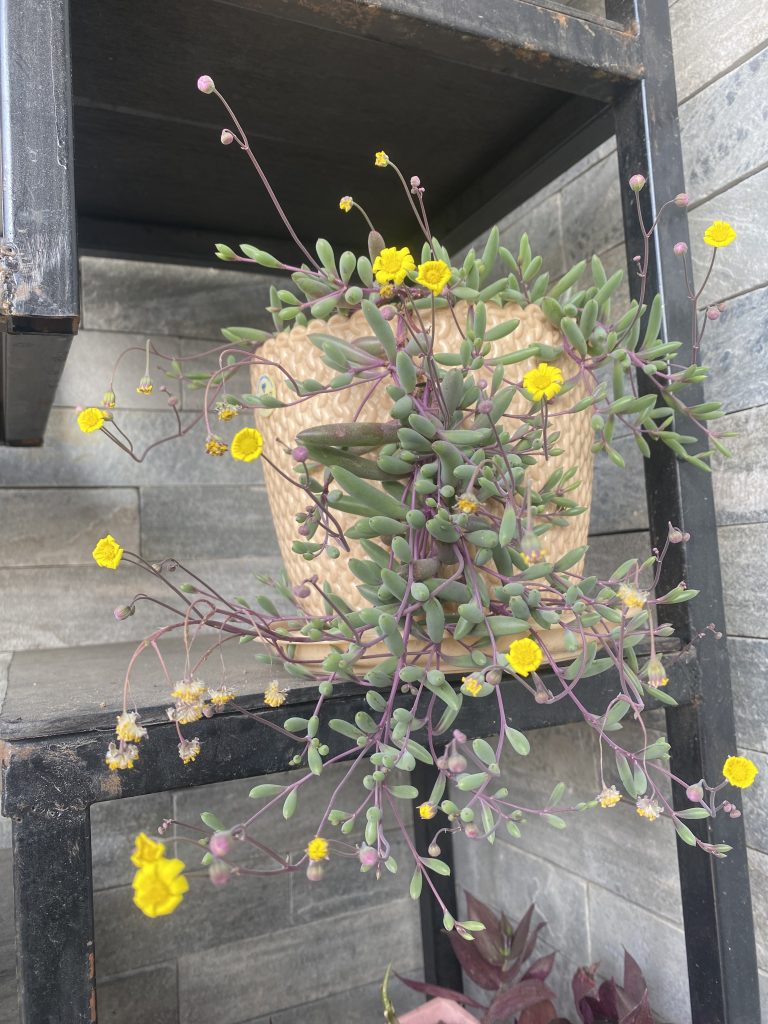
[{"x1": 87, "y1": 948, "x2": 95, "y2": 981}]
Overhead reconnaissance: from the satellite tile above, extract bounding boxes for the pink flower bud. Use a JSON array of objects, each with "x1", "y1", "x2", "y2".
[
  {"x1": 629, "y1": 174, "x2": 646, "y2": 192},
  {"x1": 674, "y1": 193, "x2": 690, "y2": 207},
  {"x1": 380, "y1": 305, "x2": 395, "y2": 321},
  {"x1": 306, "y1": 862, "x2": 324, "y2": 881},
  {"x1": 292, "y1": 445, "x2": 309, "y2": 462},
  {"x1": 209, "y1": 860, "x2": 230, "y2": 887},
  {"x1": 464, "y1": 823, "x2": 480, "y2": 838},
  {"x1": 668, "y1": 523, "x2": 690, "y2": 544},
  {"x1": 428, "y1": 842, "x2": 441, "y2": 857},
  {"x1": 197, "y1": 75, "x2": 215, "y2": 94},
  {"x1": 686, "y1": 782, "x2": 704, "y2": 802},
  {"x1": 410, "y1": 176, "x2": 421, "y2": 188},
  {"x1": 447, "y1": 754, "x2": 468, "y2": 773},
  {"x1": 358, "y1": 845, "x2": 378, "y2": 867},
  {"x1": 673, "y1": 242, "x2": 688, "y2": 256},
  {"x1": 477, "y1": 399, "x2": 493, "y2": 414},
  {"x1": 706, "y1": 306, "x2": 720, "y2": 321},
  {"x1": 717, "y1": 302, "x2": 726, "y2": 313},
  {"x1": 113, "y1": 605, "x2": 134, "y2": 621},
  {"x1": 220, "y1": 129, "x2": 234, "y2": 145},
  {"x1": 292, "y1": 583, "x2": 311, "y2": 599},
  {"x1": 453, "y1": 729, "x2": 467, "y2": 743},
  {"x1": 209, "y1": 831, "x2": 231, "y2": 857}
]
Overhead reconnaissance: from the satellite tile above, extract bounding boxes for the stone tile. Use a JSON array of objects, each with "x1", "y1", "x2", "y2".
[
  {"x1": 688, "y1": 168, "x2": 768, "y2": 301},
  {"x1": 747, "y1": 847, "x2": 768, "y2": 972},
  {"x1": 90, "y1": 792, "x2": 174, "y2": 891},
  {"x1": 701, "y1": 284, "x2": 768, "y2": 415},
  {"x1": 0, "y1": 850, "x2": 18, "y2": 1024},
  {"x1": 560, "y1": 151, "x2": 623, "y2": 269},
  {"x1": 720, "y1": 523, "x2": 768, "y2": 639},
  {"x1": 0, "y1": 409, "x2": 266, "y2": 488},
  {"x1": 240, "y1": 975, "x2": 425, "y2": 1024},
  {"x1": 178, "y1": 898, "x2": 421, "y2": 1024},
  {"x1": 741, "y1": 748, "x2": 768, "y2": 855},
  {"x1": 94, "y1": 866, "x2": 291, "y2": 977},
  {"x1": 0, "y1": 489, "x2": 139, "y2": 568},
  {"x1": 81, "y1": 256, "x2": 274, "y2": 340},
  {"x1": 53, "y1": 331, "x2": 182, "y2": 412},
  {"x1": 681, "y1": 48, "x2": 768, "y2": 203},
  {"x1": 731, "y1": 637, "x2": 768, "y2": 754},
  {"x1": 589, "y1": 437, "x2": 649, "y2": 536},
  {"x1": 96, "y1": 964, "x2": 177, "y2": 1024},
  {"x1": 453, "y1": 833, "x2": 590, "y2": 961},
  {"x1": 671, "y1": 0, "x2": 768, "y2": 103},
  {"x1": 140, "y1": 485, "x2": 276, "y2": 561},
  {"x1": 712, "y1": 406, "x2": 768, "y2": 526},
  {"x1": 498, "y1": 191, "x2": 566, "y2": 279},
  {"x1": 587, "y1": 884, "x2": 691, "y2": 1024},
  {"x1": 0, "y1": 556, "x2": 283, "y2": 650}
]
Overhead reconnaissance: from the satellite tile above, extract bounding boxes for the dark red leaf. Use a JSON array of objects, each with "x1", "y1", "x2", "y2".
[
  {"x1": 394, "y1": 973, "x2": 486, "y2": 1010},
  {"x1": 447, "y1": 930, "x2": 503, "y2": 991},
  {"x1": 465, "y1": 890, "x2": 505, "y2": 965},
  {"x1": 523, "y1": 953, "x2": 556, "y2": 982},
  {"x1": 572, "y1": 965, "x2": 598, "y2": 1010},
  {"x1": 621, "y1": 951, "x2": 647, "y2": 1006},
  {"x1": 486, "y1": 979, "x2": 555, "y2": 1022},
  {"x1": 521, "y1": 922, "x2": 547, "y2": 967},
  {"x1": 510, "y1": 905, "x2": 536, "y2": 959},
  {"x1": 621, "y1": 993, "x2": 654, "y2": 1024},
  {"x1": 596, "y1": 979, "x2": 620, "y2": 1019},
  {"x1": 519, "y1": 999, "x2": 558, "y2": 1024}
]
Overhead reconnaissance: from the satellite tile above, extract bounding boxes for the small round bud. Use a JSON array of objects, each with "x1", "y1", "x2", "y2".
[
  {"x1": 209, "y1": 831, "x2": 231, "y2": 858},
  {"x1": 167, "y1": 395, "x2": 178, "y2": 407},
  {"x1": 358, "y1": 845, "x2": 378, "y2": 867},
  {"x1": 197, "y1": 75, "x2": 215, "y2": 94},
  {"x1": 477, "y1": 399, "x2": 493, "y2": 414},
  {"x1": 306, "y1": 862, "x2": 324, "y2": 882},
  {"x1": 685, "y1": 782, "x2": 704, "y2": 803},
  {"x1": 453, "y1": 729, "x2": 467, "y2": 743},
  {"x1": 486, "y1": 668, "x2": 503, "y2": 686},
  {"x1": 673, "y1": 242, "x2": 688, "y2": 256},
  {"x1": 629, "y1": 174, "x2": 646, "y2": 192},
  {"x1": 220, "y1": 129, "x2": 234, "y2": 145},
  {"x1": 113, "y1": 605, "x2": 135, "y2": 621},
  {"x1": 464, "y1": 823, "x2": 480, "y2": 838},
  {"x1": 427, "y1": 842, "x2": 441, "y2": 857},
  {"x1": 292, "y1": 583, "x2": 311, "y2": 599},
  {"x1": 410, "y1": 176, "x2": 421, "y2": 188},
  {"x1": 706, "y1": 306, "x2": 720, "y2": 321},
  {"x1": 717, "y1": 302, "x2": 726, "y2": 313},
  {"x1": 208, "y1": 860, "x2": 230, "y2": 887},
  {"x1": 447, "y1": 754, "x2": 467, "y2": 773},
  {"x1": 292, "y1": 445, "x2": 309, "y2": 463},
  {"x1": 668, "y1": 524, "x2": 690, "y2": 544},
  {"x1": 380, "y1": 305, "x2": 395, "y2": 321},
  {"x1": 674, "y1": 193, "x2": 690, "y2": 207}
]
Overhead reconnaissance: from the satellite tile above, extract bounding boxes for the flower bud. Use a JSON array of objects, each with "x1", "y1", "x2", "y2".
[
  {"x1": 706, "y1": 306, "x2": 720, "y2": 321},
  {"x1": 453, "y1": 729, "x2": 467, "y2": 743},
  {"x1": 113, "y1": 605, "x2": 135, "y2": 621},
  {"x1": 477, "y1": 399, "x2": 493, "y2": 414},
  {"x1": 410, "y1": 176, "x2": 421, "y2": 189},
  {"x1": 629, "y1": 174, "x2": 646, "y2": 192},
  {"x1": 668, "y1": 523, "x2": 690, "y2": 544},
  {"x1": 197, "y1": 75, "x2": 215, "y2": 94},
  {"x1": 209, "y1": 831, "x2": 231, "y2": 857},
  {"x1": 686, "y1": 781, "x2": 705, "y2": 803},
  {"x1": 485, "y1": 667, "x2": 503, "y2": 686},
  {"x1": 292, "y1": 445, "x2": 309, "y2": 463},
  {"x1": 428, "y1": 842, "x2": 441, "y2": 857},
  {"x1": 673, "y1": 242, "x2": 688, "y2": 256},
  {"x1": 380, "y1": 305, "x2": 395, "y2": 321},
  {"x1": 674, "y1": 193, "x2": 690, "y2": 207},
  {"x1": 447, "y1": 753, "x2": 468, "y2": 773},
  {"x1": 306, "y1": 862, "x2": 324, "y2": 881},
  {"x1": 220, "y1": 129, "x2": 234, "y2": 145},
  {"x1": 209, "y1": 859, "x2": 230, "y2": 887},
  {"x1": 464, "y1": 823, "x2": 480, "y2": 838},
  {"x1": 102, "y1": 389, "x2": 116, "y2": 409},
  {"x1": 358, "y1": 845, "x2": 378, "y2": 867}
]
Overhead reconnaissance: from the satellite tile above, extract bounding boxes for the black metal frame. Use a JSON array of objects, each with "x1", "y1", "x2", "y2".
[{"x1": 0, "y1": 0, "x2": 760, "y2": 1021}]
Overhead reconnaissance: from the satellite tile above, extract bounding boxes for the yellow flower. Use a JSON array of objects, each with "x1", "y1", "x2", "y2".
[
  {"x1": 206, "y1": 435, "x2": 228, "y2": 456},
  {"x1": 646, "y1": 656, "x2": 668, "y2": 688},
  {"x1": 208, "y1": 685, "x2": 235, "y2": 706},
  {"x1": 598, "y1": 785, "x2": 621, "y2": 808},
  {"x1": 618, "y1": 584, "x2": 647, "y2": 610},
  {"x1": 379, "y1": 284, "x2": 395, "y2": 299},
  {"x1": 373, "y1": 246, "x2": 416, "y2": 286},
  {"x1": 521, "y1": 530, "x2": 547, "y2": 566},
  {"x1": 116, "y1": 711, "x2": 148, "y2": 743},
  {"x1": 102, "y1": 389, "x2": 116, "y2": 409},
  {"x1": 105, "y1": 741, "x2": 138, "y2": 771},
  {"x1": 462, "y1": 675, "x2": 483, "y2": 697},
  {"x1": 418, "y1": 802, "x2": 437, "y2": 820},
  {"x1": 636, "y1": 797, "x2": 662, "y2": 821},
  {"x1": 178, "y1": 737, "x2": 201, "y2": 764},
  {"x1": 171, "y1": 680, "x2": 207, "y2": 702},
  {"x1": 131, "y1": 832, "x2": 166, "y2": 868},
  {"x1": 703, "y1": 220, "x2": 736, "y2": 248},
  {"x1": 231, "y1": 427, "x2": 264, "y2": 462},
  {"x1": 216, "y1": 403, "x2": 239, "y2": 421},
  {"x1": 136, "y1": 376, "x2": 154, "y2": 395},
  {"x1": 306, "y1": 836, "x2": 329, "y2": 861},
  {"x1": 78, "y1": 407, "x2": 106, "y2": 433},
  {"x1": 374, "y1": 150, "x2": 389, "y2": 168},
  {"x1": 523, "y1": 363, "x2": 564, "y2": 401},
  {"x1": 456, "y1": 495, "x2": 479, "y2": 514},
  {"x1": 93, "y1": 534, "x2": 124, "y2": 570},
  {"x1": 722, "y1": 755, "x2": 758, "y2": 789},
  {"x1": 132, "y1": 858, "x2": 189, "y2": 918},
  {"x1": 339, "y1": 195, "x2": 353, "y2": 213},
  {"x1": 506, "y1": 637, "x2": 543, "y2": 677},
  {"x1": 264, "y1": 680, "x2": 288, "y2": 708},
  {"x1": 416, "y1": 259, "x2": 451, "y2": 295}
]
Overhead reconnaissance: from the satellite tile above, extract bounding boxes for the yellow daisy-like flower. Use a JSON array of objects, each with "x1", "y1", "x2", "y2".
[
  {"x1": 231, "y1": 427, "x2": 264, "y2": 462},
  {"x1": 105, "y1": 741, "x2": 138, "y2": 771},
  {"x1": 116, "y1": 711, "x2": 148, "y2": 744},
  {"x1": 78, "y1": 407, "x2": 106, "y2": 433},
  {"x1": 598, "y1": 785, "x2": 621, "y2": 808},
  {"x1": 722, "y1": 755, "x2": 758, "y2": 789},
  {"x1": 636, "y1": 797, "x2": 662, "y2": 821},
  {"x1": 456, "y1": 495, "x2": 479, "y2": 514},
  {"x1": 339, "y1": 195, "x2": 353, "y2": 213},
  {"x1": 306, "y1": 836, "x2": 329, "y2": 861},
  {"x1": 264, "y1": 680, "x2": 288, "y2": 708},
  {"x1": 523, "y1": 363, "x2": 564, "y2": 402},
  {"x1": 507, "y1": 637, "x2": 543, "y2": 677},
  {"x1": 178, "y1": 737, "x2": 201, "y2": 764},
  {"x1": 131, "y1": 832, "x2": 166, "y2": 868},
  {"x1": 206, "y1": 435, "x2": 228, "y2": 456},
  {"x1": 208, "y1": 685, "x2": 235, "y2": 706},
  {"x1": 618, "y1": 584, "x2": 647, "y2": 610},
  {"x1": 92, "y1": 534, "x2": 124, "y2": 570},
  {"x1": 462, "y1": 675, "x2": 483, "y2": 697},
  {"x1": 703, "y1": 220, "x2": 736, "y2": 248},
  {"x1": 136, "y1": 376, "x2": 154, "y2": 396},
  {"x1": 374, "y1": 150, "x2": 389, "y2": 168},
  {"x1": 373, "y1": 246, "x2": 416, "y2": 286},
  {"x1": 415, "y1": 259, "x2": 451, "y2": 296},
  {"x1": 417, "y1": 802, "x2": 438, "y2": 820},
  {"x1": 132, "y1": 857, "x2": 189, "y2": 918}
]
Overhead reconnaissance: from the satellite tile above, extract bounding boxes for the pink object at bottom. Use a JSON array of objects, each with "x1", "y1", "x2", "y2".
[{"x1": 399, "y1": 997, "x2": 479, "y2": 1023}]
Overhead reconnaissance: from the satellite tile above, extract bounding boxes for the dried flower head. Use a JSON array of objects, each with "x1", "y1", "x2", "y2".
[
  {"x1": 636, "y1": 797, "x2": 663, "y2": 821},
  {"x1": 116, "y1": 711, "x2": 148, "y2": 743},
  {"x1": 106, "y1": 741, "x2": 138, "y2": 771},
  {"x1": 598, "y1": 785, "x2": 621, "y2": 808},
  {"x1": 178, "y1": 737, "x2": 202, "y2": 764},
  {"x1": 264, "y1": 680, "x2": 288, "y2": 708}
]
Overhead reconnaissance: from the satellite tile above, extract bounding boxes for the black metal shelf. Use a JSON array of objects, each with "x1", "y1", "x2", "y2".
[{"x1": 0, "y1": 1, "x2": 760, "y2": 1022}]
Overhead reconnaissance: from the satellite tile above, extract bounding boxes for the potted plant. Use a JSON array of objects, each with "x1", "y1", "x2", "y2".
[{"x1": 80, "y1": 76, "x2": 758, "y2": 926}]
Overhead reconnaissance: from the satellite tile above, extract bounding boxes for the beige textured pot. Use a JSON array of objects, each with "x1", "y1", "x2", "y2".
[{"x1": 251, "y1": 302, "x2": 593, "y2": 617}]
